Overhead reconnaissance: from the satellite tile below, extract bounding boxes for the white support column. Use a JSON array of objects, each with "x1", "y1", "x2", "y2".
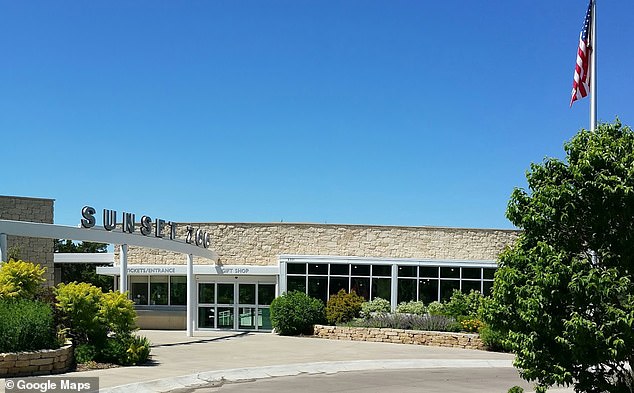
[
  {"x1": 0, "y1": 233, "x2": 7, "y2": 262},
  {"x1": 120, "y1": 244, "x2": 128, "y2": 294},
  {"x1": 278, "y1": 259, "x2": 287, "y2": 294},
  {"x1": 186, "y1": 253, "x2": 194, "y2": 337},
  {"x1": 390, "y1": 264, "x2": 398, "y2": 311}
]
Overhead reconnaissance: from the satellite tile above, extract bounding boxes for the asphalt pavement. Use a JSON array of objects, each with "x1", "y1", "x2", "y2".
[{"x1": 0, "y1": 330, "x2": 574, "y2": 393}]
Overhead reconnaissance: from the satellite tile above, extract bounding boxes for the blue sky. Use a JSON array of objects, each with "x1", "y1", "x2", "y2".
[{"x1": 1, "y1": 1, "x2": 632, "y2": 229}]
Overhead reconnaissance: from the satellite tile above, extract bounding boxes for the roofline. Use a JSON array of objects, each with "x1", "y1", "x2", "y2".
[
  {"x1": 166, "y1": 222, "x2": 520, "y2": 233},
  {"x1": 0, "y1": 195, "x2": 55, "y2": 202}
]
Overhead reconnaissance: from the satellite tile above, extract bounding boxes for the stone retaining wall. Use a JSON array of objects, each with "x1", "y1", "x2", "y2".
[
  {"x1": 0, "y1": 344, "x2": 74, "y2": 377},
  {"x1": 313, "y1": 325, "x2": 486, "y2": 350}
]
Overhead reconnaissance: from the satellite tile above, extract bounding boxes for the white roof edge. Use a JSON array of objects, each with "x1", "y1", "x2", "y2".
[
  {"x1": 54, "y1": 253, "x2": 115, "y2": 264},
  {"x1": 0, "y1": 219, "x2": 217, "y2": 260},
  {"x1": 277, "y1": 254, "x2": 498, "y2": 266}
]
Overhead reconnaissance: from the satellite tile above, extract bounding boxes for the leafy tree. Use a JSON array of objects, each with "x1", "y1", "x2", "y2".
[
  {"x1": 54, "y1": 240, "x2": 108, "y2": 254},
  {"x1": 485, "y1": 120, "x2": 634, "y2": 392},
  {"x1": 54, "y1": 240, "x2": 113, "y2": 291}
]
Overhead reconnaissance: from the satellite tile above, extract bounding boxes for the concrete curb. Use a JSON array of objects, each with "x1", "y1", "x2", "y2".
[{"x1": 100, "y1": 359, "x2": 515, "y2": 393}]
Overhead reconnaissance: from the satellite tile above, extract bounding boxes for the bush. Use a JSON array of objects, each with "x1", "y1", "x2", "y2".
[
  {"x1": 0, "y1": 299, "x2": 58, "y2": 352},
  {"x1": 361, "y1": 297, "x2": 391, "y2": 318},
  {"x1": 507, "y1": 386, "x2": 524, "y2": 393},
  {"x1": 55, "y1": 282, "x2": 105, "y2": 345},
  {"x1": 395, "y1": 301, "x2": 427, "y2": 316},
  {"x1": 348, "y1": 313, "x2": 459, "y2": 332},
  {"x1": 325, "y1": 290, "x2": 364, "y2": 325},
  {"x1": 444, "y1": 289, "x2": 484, "y2": 319},
  {"x1": 478, "y1": 324, "x2": 512, "y2": 352},
  {"x1": 75, "y1": 343, "x2": 97, "y2": 364},
  {"x1": 100, "y1": 334, "x2": 151, "y2": 366},
  {"x1": 460, "y1": 318, "x2": 484, "y2": 333},
  {"x1": 0, "y1": 260, "x2": 47, "y2": 300},
  {"x1": 270, "y1": 291, "x2": 325, "y2": 335},
  {"x1": 426, "y1": 301, "x2": 446, "y2": 316},
  {"x1": 99, "y1": 291, "x2": 137, "y2": 335}
]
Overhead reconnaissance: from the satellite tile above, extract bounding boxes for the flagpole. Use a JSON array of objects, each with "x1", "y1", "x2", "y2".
[{"x1": 590, "y1": 0, "x2": 597, "y2": 131}]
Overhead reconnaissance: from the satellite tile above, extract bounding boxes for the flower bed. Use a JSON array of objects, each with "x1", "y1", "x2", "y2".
[
  {"x1": 313, "y1": 325, "x2": 485, "y2": 350},
  {"x1": 0, "y1": 344, "x2": 74, "y2": 377}
]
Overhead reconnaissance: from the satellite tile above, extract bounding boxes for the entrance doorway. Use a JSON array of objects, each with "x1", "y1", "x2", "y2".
[{"x1": 197, "y1": 280, "x2": 276, "y2": 331}]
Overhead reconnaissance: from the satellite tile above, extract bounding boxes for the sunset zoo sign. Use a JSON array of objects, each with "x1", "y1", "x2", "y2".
[{"x1": 0, "y1": 205, "x2": 218, "y2": 336}]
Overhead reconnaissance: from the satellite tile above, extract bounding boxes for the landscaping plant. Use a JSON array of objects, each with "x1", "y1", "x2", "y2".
[
  {"x1": 0, "y1": 299, "x2": 58, "y2": 352},
  {"x1": 360, "y1": 297, "x2": 391, "y2": 318},
  {"x1": 0, "y1": 260, "x2": 46, "y2": 300},
  {"x1": 270, "y1": 291, "x2": 325, "y2": 335},
  {"x1": 55, "y1": 281, "x2": 151, "y2": 366},
  {"x1": 325, "y1": 289, "x2": 364, "y2": 325},
  {"x1": 395, "y1": 300, "x2": 427, "y2": 316}
]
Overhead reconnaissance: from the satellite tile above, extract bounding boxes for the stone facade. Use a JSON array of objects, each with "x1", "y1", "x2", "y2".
[
  {"x1": 313, "y1": 325, "x2": 486, "y2": 350},
  {"x1": 0, "y1": 344, "x2": 74, "y2": 377},
  {"x1": 120, "y1": 223, "x2": 518, "y2": 266},
  {"x1": 0, "y1": 195, "x2": 55, "y2": 286}
]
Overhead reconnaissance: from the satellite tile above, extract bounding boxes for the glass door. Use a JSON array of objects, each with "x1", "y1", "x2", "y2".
[
  {"x1": 197, "y1": 280, "x2": 276, "y2": 331},
  {"x1": 216, "y1": 283, "x2": 235, "y2": 329},
  {"x1": 238, "y1": 283, "x2": 256, "y2": 330}
]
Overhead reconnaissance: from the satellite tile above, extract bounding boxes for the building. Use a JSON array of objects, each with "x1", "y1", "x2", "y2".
[
  {"x1": 0, "y1": 195, "x2": 519, "y2": 332},
  {"x1": 0, "y1": 195, "x2": 55, "y2": 285},
  {"x1": 98, "y1": 222, "x2": 517, "y2": 330}
]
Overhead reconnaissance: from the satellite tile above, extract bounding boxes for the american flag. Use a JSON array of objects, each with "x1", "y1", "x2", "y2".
[{"x1": 570, "y1": 0, "x2": 594, "y2": 107}]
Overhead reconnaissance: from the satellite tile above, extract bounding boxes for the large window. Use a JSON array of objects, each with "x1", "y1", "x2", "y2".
[
  {"x1": 130, "y1": 276, "x2": 149, "y2": 305},
  {"x1": 150, "y1": 276, "x2": 168, "y2": 305},
  {"x1": 397, "y1": 265, "x2": 496, "y2": 303},
  {"x1": 125, "y1": 275, "x2": 187, "y2": 306},
  {"x1": 286, "y1": 262, "x2": 392, "y2": 303},
  {"x1": 170, "y1": 276, "x2": 187, "y2": 305},
  {"x1": 286, "y1": 260, "x2": 496, "y2": 307}
]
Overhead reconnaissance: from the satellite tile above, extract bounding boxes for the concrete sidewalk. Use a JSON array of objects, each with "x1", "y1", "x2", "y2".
[{"x1": 1, "y1": 330, "x2": 574, "y2": 393}]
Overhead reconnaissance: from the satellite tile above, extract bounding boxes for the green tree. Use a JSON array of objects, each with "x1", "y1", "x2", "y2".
[
  {"x1": 485, "y1": 120, "x2": 634, "y2": 392},
  {"x1": 54, "y1": 240, "x2": 113, "y2": 291}
]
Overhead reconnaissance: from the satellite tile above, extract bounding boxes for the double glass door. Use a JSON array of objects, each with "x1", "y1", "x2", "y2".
[{"x1": 197, "y1": 281, "x2": 275, "y2": 331}]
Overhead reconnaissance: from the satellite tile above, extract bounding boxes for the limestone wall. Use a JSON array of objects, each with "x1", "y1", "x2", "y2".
[
  {"x1": 121, "y1": 223, "x2": 518, "y2": 266},
  {"x1": 0, "y1": 196, "x2": 55, "y2": 285},
  {"x1": 0, "y1": 344, "x2": 73, "y2": 377},
  {"x1": 313, "y1": 325, "x2": 486, "y2": 350}
]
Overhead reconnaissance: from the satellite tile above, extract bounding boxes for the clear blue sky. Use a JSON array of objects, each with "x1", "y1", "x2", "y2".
[{"x1": 1, "y1": 1, "x2": 632, "y2": 230}]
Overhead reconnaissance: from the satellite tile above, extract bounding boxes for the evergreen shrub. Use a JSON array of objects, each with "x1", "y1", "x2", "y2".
[{"x1": 326, "y1": 290, "x2": 364, "y2": 325}]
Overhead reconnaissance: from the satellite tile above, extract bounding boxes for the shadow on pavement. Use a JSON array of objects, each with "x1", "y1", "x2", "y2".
[{"x1": 150, "y1": 332, "x2": 250, "y2": 348}]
